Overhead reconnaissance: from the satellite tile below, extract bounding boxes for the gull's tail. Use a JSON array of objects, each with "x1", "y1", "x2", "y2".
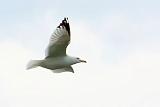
[{"x1": 26, "y1": 60, "x2": 42, "y2": 70}]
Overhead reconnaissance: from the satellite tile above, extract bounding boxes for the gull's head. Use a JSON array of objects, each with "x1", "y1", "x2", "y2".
[
  {"x1": 75, "y1": 57, "x2": 87, "y2": 63},
  {"x1": 70, "y1": 57, "x2": 87, "y2": 64}
]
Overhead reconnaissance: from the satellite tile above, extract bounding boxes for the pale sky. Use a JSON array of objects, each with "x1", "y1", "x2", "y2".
[{"x1": 0, "y1": 0, "x2": 160, "y2": 107}]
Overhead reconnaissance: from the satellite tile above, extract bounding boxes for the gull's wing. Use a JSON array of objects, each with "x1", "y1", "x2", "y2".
[
  {"x1": 52, "y1": 66, "x2": 74, "y2": 73},
  {"x1": 64, "y1": 66, "x2": 74, "y2": 73},
  {"x1": 45, "y1": 18, "x2": 70, "y2": 58}
]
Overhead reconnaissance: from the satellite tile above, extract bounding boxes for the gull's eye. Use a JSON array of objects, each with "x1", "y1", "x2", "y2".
[{"x1": 77, "y1": 58, "x2": 80, "y2": 60}]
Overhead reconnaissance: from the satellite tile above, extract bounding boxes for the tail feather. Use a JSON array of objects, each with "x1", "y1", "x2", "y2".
[{"x1": 26, "y1": 60, "x2": 42, "y2": 70}]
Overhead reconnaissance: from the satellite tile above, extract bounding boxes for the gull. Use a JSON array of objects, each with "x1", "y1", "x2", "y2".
[{"x1": 27, "y1": 18, "x2": 86, "y2": 73}]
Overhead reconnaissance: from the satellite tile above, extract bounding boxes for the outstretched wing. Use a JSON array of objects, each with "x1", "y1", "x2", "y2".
[{"x1": 45, "y1": 18, "x2": 70, "y2": 58}]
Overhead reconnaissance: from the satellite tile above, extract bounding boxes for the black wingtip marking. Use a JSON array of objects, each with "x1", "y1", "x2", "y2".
[{"x1": 57, "y1": 17, "x2": 70, "y2": 36}]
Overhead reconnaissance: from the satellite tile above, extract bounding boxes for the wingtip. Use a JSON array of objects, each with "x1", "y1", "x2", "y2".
[
  {"x1": 63, "y1": 17, "x2": 69, "y2": 23},
  {"x1": 57, "y1": 17, "x2": 70, "y2": 35},
  {"x1": 57, "y1": 17, "x2": 69, "y2": 28},
  {"x1": 64, "y1": 17, "x2": 68, "y2": 20}
]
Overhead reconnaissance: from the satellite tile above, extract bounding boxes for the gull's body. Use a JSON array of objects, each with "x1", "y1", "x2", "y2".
[{"x1": 27, "y1": 18, "x2": 86, "y2": 73}]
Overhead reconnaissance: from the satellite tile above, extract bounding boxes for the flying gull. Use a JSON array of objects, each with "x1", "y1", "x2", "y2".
[{"x1": 27, "y1": 18, "x2": 86, "y2": 73}]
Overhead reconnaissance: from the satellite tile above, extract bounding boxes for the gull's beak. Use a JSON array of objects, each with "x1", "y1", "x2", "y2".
[{"x1": 80, "y1": 59, "x2": 87, "y2": 63}]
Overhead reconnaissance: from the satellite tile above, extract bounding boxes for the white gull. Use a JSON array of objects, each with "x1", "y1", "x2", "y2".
[{"x1": 26, "y1": 18, "x2": 86, "y2": 73}]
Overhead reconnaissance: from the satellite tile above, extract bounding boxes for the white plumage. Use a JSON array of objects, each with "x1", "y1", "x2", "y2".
[{"x1": 27, "y1": 18, "x2": 86, "y2": 73}]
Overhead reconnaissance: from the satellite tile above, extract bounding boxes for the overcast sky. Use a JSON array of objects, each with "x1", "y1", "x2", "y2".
[{"x1": 0, "y1": 0, "x2": 160, "y2": 107}]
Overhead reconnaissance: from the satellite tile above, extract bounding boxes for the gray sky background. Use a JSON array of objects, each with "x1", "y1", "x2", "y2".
[{"x1": 0, "y1": 0, "x2": 160, "y2": 107}]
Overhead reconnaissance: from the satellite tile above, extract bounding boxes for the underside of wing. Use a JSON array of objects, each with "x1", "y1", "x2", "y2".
[
  {"x1": 45, "y1": 18, "x2": 71, "y2": 58},
  {"x1": 52, "y1": 66, "x2": 74, "y2": 73}
]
